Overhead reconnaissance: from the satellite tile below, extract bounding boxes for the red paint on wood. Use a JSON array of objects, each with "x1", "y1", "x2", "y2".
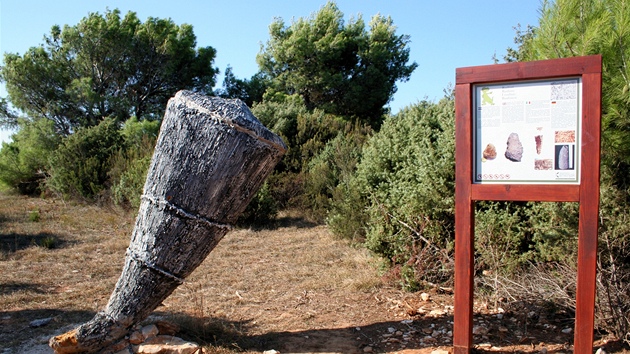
[
  {"x1": 454, "y1": 55, "x2": 602, "y2": 354},
  {"x1": 471, "y1": 184, "x2": 580, "y2": 202},
  {"x1": 454, "y1": 83, "x2": 474, "y2": 351}
]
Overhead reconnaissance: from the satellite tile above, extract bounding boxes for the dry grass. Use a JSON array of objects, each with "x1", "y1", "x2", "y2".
[{"x1": 2, "y1": 192, "x2": 628, "y2": 353}]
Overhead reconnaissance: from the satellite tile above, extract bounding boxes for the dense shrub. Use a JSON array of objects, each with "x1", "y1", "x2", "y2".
[
  {"x1": 328, "y1": 98, "x2": 455, "y2": 286},
  {"x1": 47, "y1": 118, "x2": 125, "y2": 199},
  {"x1": 237, "y1": 182, "x2": 278, "y2": 226},
  {"x1": 0, "y1": 119, "x2": 60, "y2": 194},
  {"x1": 251, "y1": 93, "x2": 355, "y2": 213},
  {"x1": 108, "y1": 117, "x2": 160, "y2": 209},
  {"x1": 305, "y1": 124, "x2": 371, "y2": 222}
]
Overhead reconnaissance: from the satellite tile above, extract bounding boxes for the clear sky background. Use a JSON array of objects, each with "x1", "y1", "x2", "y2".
[{"x1": 0, "y1": 0, "x2": 542, "y2": 143}]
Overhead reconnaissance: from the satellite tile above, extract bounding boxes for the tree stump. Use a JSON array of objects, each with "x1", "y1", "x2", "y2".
[{"x1": 49, "y1": 91, "x2": 286, "y2": 353}]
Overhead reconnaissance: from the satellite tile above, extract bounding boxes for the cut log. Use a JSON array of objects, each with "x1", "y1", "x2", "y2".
[{"x1": 49, "y1": 91, "x2": 286, "y2": 353}]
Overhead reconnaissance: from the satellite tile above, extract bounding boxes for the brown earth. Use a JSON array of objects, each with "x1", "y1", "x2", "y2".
[{"x1": 0, "y1": 192, "x2": 627, "y2": 353}]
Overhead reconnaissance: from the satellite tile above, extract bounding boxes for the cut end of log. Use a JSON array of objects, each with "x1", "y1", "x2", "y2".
[{"x1": 49, "y1": 329, "x2": 79, "y2": 353}]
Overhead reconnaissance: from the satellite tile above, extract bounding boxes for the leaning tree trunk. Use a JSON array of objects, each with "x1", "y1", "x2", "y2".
[{"x1": 49, "y1": 91, "x2": 286, "y2": 353}]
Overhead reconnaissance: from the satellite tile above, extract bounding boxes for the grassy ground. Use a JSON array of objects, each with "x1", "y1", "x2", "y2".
[{"x1": 1, "y1": 191, "x2": 628, "y2": 353}]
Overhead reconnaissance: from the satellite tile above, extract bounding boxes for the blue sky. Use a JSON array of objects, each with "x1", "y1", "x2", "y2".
[{"x1": 0, "y1": 0, "x2": 542, "y2": 143}]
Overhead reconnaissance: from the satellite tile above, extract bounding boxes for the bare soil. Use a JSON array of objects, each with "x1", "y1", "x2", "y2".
[{"x1": 0, "y1": 192, "x2": 627, "y2": 353}]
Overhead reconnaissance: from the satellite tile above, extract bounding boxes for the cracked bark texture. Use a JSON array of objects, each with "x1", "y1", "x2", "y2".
[{"x1": 49, "y1": 91, "x2": 286, "y2": 353}]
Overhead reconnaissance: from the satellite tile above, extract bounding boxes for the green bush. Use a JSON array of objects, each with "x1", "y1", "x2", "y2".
[
  {"x1": 305, "y1": 124, "x2": 371, "y2": 222},
  {"x1": 108, "y1": 117, "x2": 160, "y2": 209},
  {"x1": 109, "y1": 144, "x2": 153, "y2": 210},
  {"x1": 251, "y1": 92, "x2": 356, "y2": 215},
  {"x1": 327, "y1": 98, "x2": 456, "y2": 286},
  {"x1": 47, "y1": 118, "x2": 125, "y2": 199},
  {"x1": 0, "y1": 119, "x2": 60, "y2": 194},
  {"x1": 237, "y1": 182, "x2": 278, "y2": 226}
]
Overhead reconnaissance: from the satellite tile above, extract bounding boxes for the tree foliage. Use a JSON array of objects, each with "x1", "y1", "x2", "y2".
[
  {"x1": 0, "y1": 119, "x2": 60, "y2": 193},
  {"x1": 0, "y1": 9, "x2": 217, "y2": 134},
  {"x1": 47, "y1": 118, "x2": 125, "y2": 199},
  {"x1": 257, "y1": 1, "x2": 417, "y2": 129},
  {"x1": 215, "y1": 66, "x2": 269, "y2": 107},
  {"x1": 516, "y1": 0, "x2": 630, "y2": 190},
  {"x1": 506, "y1": 0, "x2": 630, "y2": 341}
]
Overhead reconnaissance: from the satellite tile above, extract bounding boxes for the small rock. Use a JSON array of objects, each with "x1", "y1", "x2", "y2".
[
  {"x1": 136, "y1": 335, "x2": 200, "y2": 354},
  {"x1": 595, "y1": 348, "x2": 607, "y2": 354},
  {"x1": 429, "y1": 309, "x2": 446, "y2": 317},
  {"x1": 29, "y1": 317, "x2": 53, "y2": 328},
  {"x1": 431, "y1": 350, "x2": 450, "y2": 354},
  {"x1": 263, "y1": 350, "x2": 279, "y2": 354},
  {"x1": 395, "y1": 331, "x2": 403, "y2": 336},
  {"x1": 420, "y1": 292, "x2": 431, "y2": 301},
  {"x1": 363, "y1": 346, "x2": 373, "y2": 353},
  {"x1": 561, "y1": 327, "x2": 573, "y2": 334},
  {"x1": 141, "y1": 324, "x2": 159, "y2": 340},
  {"x1": 387, "y1": 327, "x2": 396, "y2": 333},
  {"x1": 472, "y1": 326, "x2": 489, "y2": 335},
  {"x1": 496, "y1": 313, "x2": 504, "y2": 320},
  {"x1": 400, "y1": 319, "x2": 413, "y2": 325},
  {"x1": 498, "y1": 326, "x2": 509, "y2": 333},
  {"x1": 129, "y1": 330, "x2": 144, "y2": 345},
  {"x1": 540, "y1": 348, "x2": 548, "y2": 354}
]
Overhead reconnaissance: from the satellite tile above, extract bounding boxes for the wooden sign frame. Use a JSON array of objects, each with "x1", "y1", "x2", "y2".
[{"x1": 454, "y1": 55, "x2": 602, "y2": 354}]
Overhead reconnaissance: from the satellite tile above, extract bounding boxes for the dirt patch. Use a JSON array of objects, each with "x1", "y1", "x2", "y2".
[{"x1": 0, "y1": 194, "x2": 627, "y2": 353}]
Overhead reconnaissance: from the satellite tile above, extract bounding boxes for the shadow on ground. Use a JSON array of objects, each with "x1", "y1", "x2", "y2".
[
  {"x1": 0, "y1": 231, "x2": 69, "y2": 253},
  {"x1": 169, "y1": 311, "x2": 586, "y2": 353},
  {"x1": 0, "y1": 308, "x2": 95, "y2": 349}
]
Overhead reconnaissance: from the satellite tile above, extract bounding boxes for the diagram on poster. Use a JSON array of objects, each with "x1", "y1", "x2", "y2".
[{"x1": 473, "y1": 78, "x2": 581, "y2": 184}]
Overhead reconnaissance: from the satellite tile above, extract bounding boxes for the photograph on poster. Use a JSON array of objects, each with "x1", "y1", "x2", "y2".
[{"x1": 473, "y1": 78, "x2": 581, "y2": 184}]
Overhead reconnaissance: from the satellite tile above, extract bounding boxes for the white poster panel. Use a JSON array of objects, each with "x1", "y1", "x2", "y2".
[{"x1": 473, "y1": 78, "x2": 581, "y2": 184}]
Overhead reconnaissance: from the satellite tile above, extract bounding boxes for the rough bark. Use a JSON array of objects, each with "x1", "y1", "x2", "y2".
[{"x1": 49, "y1": 91, "x2": 286, "y2": 353}]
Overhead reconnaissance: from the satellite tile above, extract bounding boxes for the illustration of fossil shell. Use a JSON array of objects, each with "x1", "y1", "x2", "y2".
[
  {"x1": 483, "y1": 143, "x2": 497, "y2": 160},
  {"x1": 505, "y1": 133, "x2": 523, "y2": 162},
  {"x1": 535, "y1": 135, "x2": 543, "y2": 155},
  {"x1": 558, "y1": 145, "x2": 570, "y2": 169}
]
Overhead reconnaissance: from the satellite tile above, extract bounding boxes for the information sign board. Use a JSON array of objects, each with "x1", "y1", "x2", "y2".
[{"x1": 474, "y1": 78, "x2": 581, "y2": 184}]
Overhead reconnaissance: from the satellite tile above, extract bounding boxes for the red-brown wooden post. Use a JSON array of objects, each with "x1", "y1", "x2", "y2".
[
  {"x1": 574, "y1": 70, "x2": 602, "y2": 354},
  {"x1": 454, "y1": 55, "x2": 602, "y2": 354},
  {"x1": 454, "y1": 82, "x2": 474, "y2": 354}
]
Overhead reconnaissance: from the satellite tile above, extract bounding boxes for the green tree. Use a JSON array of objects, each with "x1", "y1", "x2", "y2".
[
  {"x1": 257, "y1": 1, "x2": 417, "y2": 129},
  {"x1": 515, "y1": 0, "x2": 630, "y2": 190},
  {"x1": 0, "y1": 9, "x2": 218, "y2": 134},
  {"x1": 0, "y1": 119, "x2": 60, "y2": 193},
  {"x1": 215, "y1": 66, "x2": 269, "y2": 107},
  {"x1": 328, "y1": 98, "x2": 456, "y2": 287},
  {"x1": 47, "y1": 119, "x2": 125, "y2": 199},
  {"x1": 507, "y1": 0, "x2": 630, "y2": 341}
]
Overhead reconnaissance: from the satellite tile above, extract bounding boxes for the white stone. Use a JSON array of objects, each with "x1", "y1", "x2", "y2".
[
  {"x1": 431, "y1": 350, "x2": 450, "y2": 354},
  {"x1": 135, "y1": 335, "x2": 200, "y2": 354},
  {"x1": 472, "y1": 326, "x2": 489, "y2": 335},
  {"x1": 263, "y1": 351, "x2": 279, "y2": 354},
  {"x1": 141, "y1": 324, "x2": 159, "y2": 340},
  {"x1": 561, "y1": 327, "x2": 573, "y2": 334},
  {"x1": 363, "y1": 346, "x2": 373, "y2": 353},
  {"x1": 420, "y1": 292, "x2": 431, "y2": 301}
]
